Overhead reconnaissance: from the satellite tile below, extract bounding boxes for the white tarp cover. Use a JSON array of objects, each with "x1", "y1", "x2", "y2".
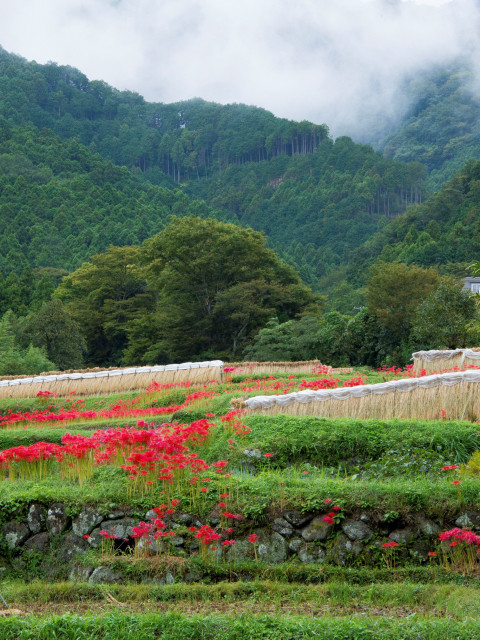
[
  {"x1": 0, "y1": 361, "x2": 224, "y2": 388},
  {"x1": 412, "y1": 349, "x2": 480, "y2": 362},
  {"x1": 244, "y1": 369, "x2": 480, "y2": 411}
]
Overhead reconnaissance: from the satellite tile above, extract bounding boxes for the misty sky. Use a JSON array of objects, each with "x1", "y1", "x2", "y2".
[{"x1": 0, "y1": 0, "x2": 477, "y2": 138}]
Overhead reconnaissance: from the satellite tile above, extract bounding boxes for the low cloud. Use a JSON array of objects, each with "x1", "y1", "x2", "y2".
[{"x1": 0, "y1": 0, "x2": 478, "y2": 138}]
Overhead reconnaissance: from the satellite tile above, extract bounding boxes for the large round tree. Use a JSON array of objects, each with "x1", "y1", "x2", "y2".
[{"x1": 131, "y1": 216, "x2": 319, "y2": 362}]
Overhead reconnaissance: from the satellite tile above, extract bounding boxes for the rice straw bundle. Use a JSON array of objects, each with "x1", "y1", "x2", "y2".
[
  {"x1": 226, "y1": 360, "x2": 352, "y2": 375},
  {"x1": 241, "y1": 369, "x2": 480, "y2": 422},
  {"x1": 0, "y1": 361, "x2": 223, "y2": 399},
  {"x1": 411, "y1": 349, "x2": 480, "y2": 374}
]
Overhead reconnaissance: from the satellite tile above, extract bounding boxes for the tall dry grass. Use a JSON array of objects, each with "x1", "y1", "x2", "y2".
[
  {"x1": 412, "y1": 348, "x2": 480, "y2": 374},
  {"x1": 0, "y1": 363, "x2": 223, "y2": 399},
  {"x1": 239, "y1": 373, "x2": 480, "y2": 421},
  {"x1": 226, "y1": 360, "x2": 352, "y2": 375}
]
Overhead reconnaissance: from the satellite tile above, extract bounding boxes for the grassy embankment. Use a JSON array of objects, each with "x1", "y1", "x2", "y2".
[{"x1": 0, "y1": 365, "x2": 479, "y2": 638}]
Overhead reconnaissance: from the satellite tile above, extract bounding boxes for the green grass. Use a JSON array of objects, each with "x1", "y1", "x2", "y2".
[
  {"x1": 206, "y1": 414, "x2": 478, "y2": 471},
  {"x1": 0, "y1": 367, "x2": 479, "y2": 628},
  {"x1": 1, "y1": 610, "x2": 480, "y2": 639},
  {"x1": 0, "y1": 471, "x2": 474, "y2": 523},
  {"x1": 4, "y1": 578, "x2": 480, "y2": 613}
]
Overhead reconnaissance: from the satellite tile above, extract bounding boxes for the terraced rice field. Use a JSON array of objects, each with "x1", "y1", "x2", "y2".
[{"x1": 1, "y1": 363, "x2": 479, "y2": 638}]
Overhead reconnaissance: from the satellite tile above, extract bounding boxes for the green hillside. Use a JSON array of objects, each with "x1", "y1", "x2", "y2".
[
  {"x1": 379, "y1": 61, "x2": 480, "y2": 191},
  {"x1": 0, "y1": 46, "x2": 428, "y2": 286},
  {"x1": 0, "y1": 122, "x2": 219, "y2": 274},
  {"x1": 347, "y1": 159, "x2": 480, "y2": 284},
  {"x1": 2, "y1": 44, "x2": 480, "y2": 366}
]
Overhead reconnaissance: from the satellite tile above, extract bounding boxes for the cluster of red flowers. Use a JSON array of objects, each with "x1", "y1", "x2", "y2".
[
  {"x1": 377, "y1": 365, "x2": 406, "y2": 377},
  {"x1": 322, "y1": 503, "x2": 342, "y2": 525},
  {"x1": 312, "y1": 364, "x2": 333, "y2": 376},
  {"x1": 299, "y1": 374, "x2": 368, "y2": 391},
  {"x1": 378, "y1": 363, "x2": 480, "y2": 379},
  {"x1": 0, "y1": 384, "x2": 216, "y2": 428},
  {"x1": 439, "y1": 528, "x2": 480, "y2": 547},
  {"x1": 220, "y1": 409, "x2": 251, "y2": 437},
  {"x1": 237, "y1": 377, "x2": 298, "y2": 394},
  {"x1": 299, "y1": 378, "x2": 340, "y2": 391},
  {"x1": 0, "y1": 419, "x2": 236, "y2": 494},
  {"x1": 342, "y1": 375, "x2": 368, "y2": 387},
  {"x1": 192, "y1": 524, "x2": 221, "y2": 546}
]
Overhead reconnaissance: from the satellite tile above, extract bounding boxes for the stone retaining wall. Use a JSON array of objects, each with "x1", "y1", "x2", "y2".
[{"x1": 2, "y1": 501, "x2": 477, "y2": 583}]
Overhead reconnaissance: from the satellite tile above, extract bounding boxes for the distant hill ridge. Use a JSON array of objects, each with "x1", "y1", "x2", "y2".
[{"x1": 1, "y1": 46, "x2": 480, "y2": 295}]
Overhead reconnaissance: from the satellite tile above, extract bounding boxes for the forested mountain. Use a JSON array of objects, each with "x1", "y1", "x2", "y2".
[
  {"x1": 0, "y1": 121, "x2": 218, "y2": 275},
  {"x1": 184, "y1": 139, "x2": 426, "y2": 285},
  {"x1": 0, "y1": 46, "x2": 429, "y2": 286},
  {"x1": 377, "y1": 61, "x2": 480, "y2": 191},
  {"x1": 346, "y1": 159, "x2": 480, "y2": 286},
  {"x1": 2, "y1": 46, "x2": 480, "y2": 295},
  {"x1": 2, "y1": 45, "x2": 480, "y2": 368}
]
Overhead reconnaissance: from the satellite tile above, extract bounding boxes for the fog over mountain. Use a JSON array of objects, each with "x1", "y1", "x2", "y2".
[{"x1": 0, "y1": 0, "x2": 479, "y2": 139}]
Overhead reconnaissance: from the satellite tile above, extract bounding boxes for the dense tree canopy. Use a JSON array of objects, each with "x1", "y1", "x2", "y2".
[
  {"x1": 55, "y1": 246, "x2": 155, "y2": 365},
  {"x1": 140, "y1": 217, "x2": 319, "y2": 361},
  {"x1": 0, "y1": 47, "x2": 432, "y2": 288},
  {"x1": 0, "y1": 310, "x2": 55, "y2": 375},
  {"x1": 21, "y1": 300, "x2": 86, "y2": 370},
  {"x1": 411, "y1": 279, "x2": 478, "y2": 349},
  {"x1": 53, "y1": 218, "x2": 319, "y2": 365},
  {"x1": 2, "y1": 46, "x2": 480, "y2": 369},
  {"x1": 366, "y1": 261, "x2": 440, "y2": 342}
]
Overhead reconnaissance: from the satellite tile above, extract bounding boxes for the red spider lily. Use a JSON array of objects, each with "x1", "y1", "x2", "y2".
[
  {"x1": 322, "y1": 516, "x2": 334, "y2": 525},
  {"x1": 382, "y1": 541, "x2": 398, "y2": 548},
  {"x1": 222, "y1": 539, "x2": 236, "y2": 547},
  {"x1": 439, "y1": 528, "x2": 480, "y2": 545},
  {"x1": 0, "y1": 418, "x2": 232, "y2": 494},
  {"x1": 36, "y1": 390, "x2": 58, "y2": 398},
  {"x1": 299, "y1": 378, "x2": 339, "y2": 391},
  {"x1": 0, "y1": 382, "x2": 217, "y2": 428},
  {"x1": 99, "y1": 530, "x2": 119, "y2": 539},
  {"x1": 131, "y1": 522, "x2": 152, "y2": 538},
  {"x1": 342, "y1": 375, "x2": 367, "y2": 387},
  {"x1": 194, "y1": 525, "x2": 221, "y2": 545},
  {"x1": 312, "y1": 364, "x2": 333, "y2": 376},
  {"x1": 222, "y1": 512, "x2": 241, "y2": 520}
]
